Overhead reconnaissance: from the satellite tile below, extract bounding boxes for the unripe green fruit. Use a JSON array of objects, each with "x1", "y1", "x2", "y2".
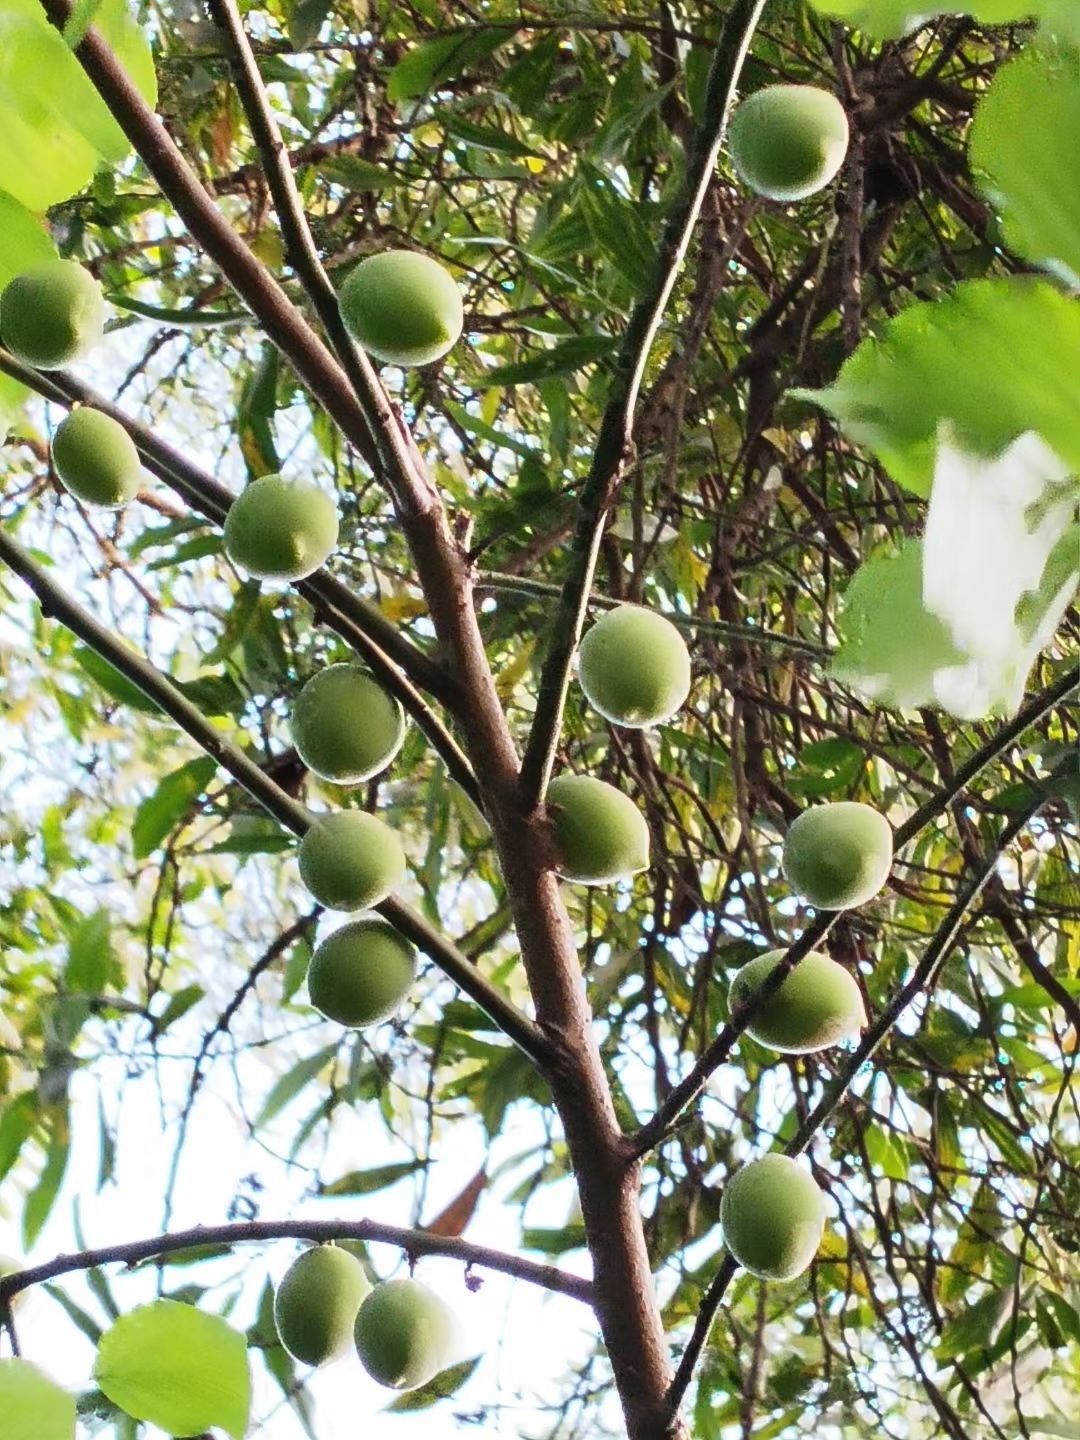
[
  {"x1": 223, "y1": 474, "x2": 339, "y2": 582},
  {"x1": 307, "y1": 917, "x2": 416, "y2": 1027},
  {"x1": 291, "y1": 665, "x2": 406, "y2": 785},
  {"x1": 0, "y1": 259, "x2": 105, "y2": 369},
  {"x1": 338, "y1": 250, "x2": 464, "y2": 368},
  {"x1": 728, "y1": 948, "x2": 866, "y2": 1054},
  {"x1": 547, "y1": 774, "x2": 650, "y2": 886},
  {"x1": 782, "y1": 801, "x2": 893, "y2": 910},
  {"x1": 298, "y1": 810, "x2": 407, "y2": 911},
  {"x1": 727, "y1": 85, "x2": 849, "y2": 202},
  {"x1": 52, "y1": 407, "x2": 142, "y2": 509},
  {"x1": 721, "y1": 1153, "x2": 827, "y2": 1281},
  {"x1": 354, "y1": 1279, "x2": 455, "y2": 1391},
  {"x1": 273, "y1": 1245, "x2": 370, "y2": 1366},
  {"x1": 577, "y1": 605, "x2": 692, "y2": 729}
]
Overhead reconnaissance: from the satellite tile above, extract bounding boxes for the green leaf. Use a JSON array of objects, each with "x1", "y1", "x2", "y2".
[
  {"x1": 935, "y1": 1286, "x2": 1013, "y2": 1361},
  {"x1": 317, "y1": 154, "x2": 398, "y2": 191},
  {"x1": 149, "y1": 984, "x2": 205, "y2": 1038},
  {"x1": 64, "y1": 909, "x2": 116, "y2": 995},
  {"x1": 131, "y1": 755, "x2": 217, "y2": 859},
  {"x1": 971, "y1": 46, "x2": 1080, "y2": 285},
  {"x1": 43, "y1": 1282, "x2": 104, "y2": 1345},
  {"x1": 0, "y1": 1092, "x2": 39, "y2": 1185},
  {"x1": 794, "y1": 278, "x2": 1080, "y2": 497},
  {"x1": 72, "y1": 644, "x2": 165, "y2": 716},
  {"x1": 286, "y1": 0, "x2": 330, "y2": 50},
  {"x1": 93, "y1": 1300, "x2": 250, "y2": 1439},
  {"x1": 479, "y1": 334, "x2": 616, "y2": 387},
  {"x1": 863, "y1": 1123, "x2": 911, "y2": 1182},
  {"x1": 807, "y1": 0, "x2": 1080, "y2": 39},
  {"x1": 0, "y1": 1359, "x2": 76, "y2": 1440},
  {"x1": 319, "y1": 1159, "x2": 427, "y2": 1196},
  {"x1": 0, "y1": 187, "x2": 57, "y2": 286},
  {"x1": 23, "y1": 1107, "x2": 70, "y2": 1247},
  {"x1": 255, "y1": 1043, "x2": 338, "y2": 1130},
  {"x1": 385, "y1": 1355, "x2": 481, "y2": 1412},
  {"x1": 522, "y1": 1224, "x2": 588, "y2": 1255},
  {"x1": 386, "y1": 28, "x2": 514, "y2": 103}
]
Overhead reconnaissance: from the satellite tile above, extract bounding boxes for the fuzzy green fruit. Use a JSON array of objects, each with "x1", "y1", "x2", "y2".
[
  {"x1": 223, "y1": 474, "x2": 339, "y2": 582},
  {"x1": 721, "y1": 1153, "x2": 827, "y2": 1281},
  {"x1": 339, "y1": 250, "x2": 464, "y2": 368},
  {"x1": 307, "y1": 917, "x2": 416, "y2": 1027},
  {"x1": 728, "y1": 948, "x2": 866, "y2": 1054},
  {"x1": 0, "y1": 259, "x2": 105, "y2": 369},
  {"x1": 273, "y1": 1245, "x2": 371, "y2": 1366},
  {"x1": 291, "y1": 665, "x2": 406, "y2": 785},
  {"x1": 298, "y1": 810, "x2": 407, "y2": 911},
  {"x1": 728, "y1": 85, "x2": 849, "y2": 202},
  {"x1": 52, "y1": 407, "x2": 142, "y2": 509},
  {"x1": 547, "y1": 774, "x2": 650, "y2": 886},
  {"x1": 577, "y1": 605, "x2": 691, "y2": 729},
  {"x1": 354, "y1": 1279, "x2": 455, "y2": 1391},
  {"x1": 782, "y1": 801, "x2": 893, "y2": 910}
]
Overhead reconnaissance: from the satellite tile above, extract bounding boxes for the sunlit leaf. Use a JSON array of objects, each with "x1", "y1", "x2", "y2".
[
  {"x1": 0, "y1": 1359, "x2": 76, "y2": 1440},
  {"x1": 807, "y1": 0, "x2": 1080, "y2": 39}
]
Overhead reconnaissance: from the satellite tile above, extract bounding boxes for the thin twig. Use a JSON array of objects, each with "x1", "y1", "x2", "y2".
[
  {"x1": 0, "y1": 1219, "x2": 594, "y2": 1307},
  {"x1": 518, "y1": 0, "x2": 769, "y2": 808},
  {"x1": 0, "y1": 528, "x2": 549, "y2": 1069}
]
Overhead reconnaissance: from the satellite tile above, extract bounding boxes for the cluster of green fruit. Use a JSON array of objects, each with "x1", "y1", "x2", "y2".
[
  {"x1": 0, "y1": 259, "x2": 145, "y2": 509},
  {"x1": 273, "y1": 1245, "x2": 456, "y2": 1390}
]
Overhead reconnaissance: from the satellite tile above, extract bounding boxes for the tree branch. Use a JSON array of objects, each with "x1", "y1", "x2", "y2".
[
  {"x1": 0, "y1": 527, "x2": 550, "y2": 1069},
  {"x1": 518, "y1": 0, "x2": 769, "y2": 808},
  {"x1": 0, "y1": 1219, "x2": 594, "y2": 1308}
]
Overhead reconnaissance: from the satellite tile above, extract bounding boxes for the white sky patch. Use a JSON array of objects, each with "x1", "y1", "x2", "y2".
[{"x1": 922, "y1": 425, "x2": 1079, "y2": 716}]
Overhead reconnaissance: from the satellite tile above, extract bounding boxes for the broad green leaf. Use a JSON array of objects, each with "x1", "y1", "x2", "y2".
[
  {"x1": 0, "y1": 0, "x2": 156, "y2": 210},
  {"x1": 863, "y1": 1123, "x2": 911, "y2": 1182},
  {"x1": 0, "y1": 187, "x2": 57, "y2": 285},
  {"x1": 522, "y1": 1224, "x2": 588, "y2": 1255},
  {"x1": 479, "y1": 334, "x2": 616, "y2": 387},
  {"x1": 64, "y1": 908, "x2": 115, "y2": 993},
  {"x1": 255, "y1": 1043, "x2": 338, "y2": 1129},
  {"x1": 794, "y1": 279, "x2": 1080, "y2": 497},
  {"x1": 0, "y1": 1092, "x2": 39, "y2": 1184},
  {"x1": 386, "y1": 28, "x2": 514, "y2": 102},
  {"x1": 0, "y1": 1359, "x2": 76, "y2": 1440},
  {"x1": 808, "y1": 0, "x2": 1080, "y2": 39},
  {"x1": 386, "y1": 1356, "x2": 481, "y2": 1412},
  {"x1": 73, "y1": 644, "x2": 166, "y2": 715},
  {"x1": 972, "y1": 47, "x2": 1080, "y2": 284},
  {"x1": 149, "y1": 983, "x2": 205, "y2": 1038},
  {"x1": 935, "y1": 1286, "x2": 1013, "y2": 1361},
  {"x1": 286, "y1": 0, "x2": 330, "y2": 50},
  {"x1": 317, "y1": 154, "x2": 398, "y2": 191},
  {"x1": 94, "y1": 1300, "x2": 250, "y2": 1439},
  {"x1": 319, "y1": 1159, "x2": 427, "y2": 1196},
  {"x1": 23, "y1": 1106, "x2": 70, "y2": 1247},
  {"x1": 131, "y1": 755, "x2": 217, "y2": 859}
]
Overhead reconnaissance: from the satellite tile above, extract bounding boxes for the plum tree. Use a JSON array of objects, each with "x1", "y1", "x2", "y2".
[
  {"x1": 273, "y1": 1245, "x2": 371, "y2": 1366},
  {"x1": 577, "y1": 604, "x2": 692, "y2": 728},
  {"x1": 51, "y1": 407, "x2": 142, "y2": 509},
  {"x1": 0, "y1": 260, "x2": 105, "y2": 369},
  {"x1": 297, "y1": 810, "x2": 407, "y2": 911},
  {"x1": 290, "y1": 665, "x2": 406, "y2": 784},
  {"x1": 306, "y1": 917, "x2": 416, "y2": 1027},
  {"x1": 728, "y1": 948, "x2": 866, "y2": 1053},
  {"x1": 782, "y1": 801, "x2": 893, "y2": 910},
  {"x1": 222, "y1": 474, "x2": 339, "y2": 582},
  {"x1": 546, "y1": 773, "x2": 650, "y2": 885},
  {"x1": 720, "y1": 1153, "x2": 827, "y2": 1281},
  {"x1": 353, "y1": 1279, "x2": 455, "y2": 1390},
  {"x1": 338, "y1": 250, "x2": 464, "y2": 368},
  {"x1": 727, "y1": 85, "x2": 849, "y2": 202}
]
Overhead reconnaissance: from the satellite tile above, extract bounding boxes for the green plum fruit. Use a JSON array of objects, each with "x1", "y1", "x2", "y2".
[
  {"x1": 273, "y1": 1245, "x2": 371, "y2": 1366},
  {"x1": 223, "y1": 474, "x2": 339, "y2": 582},
  {"x1": 577, "y1": 605, "x2": 691, "y2": 728},
  {"x1": 354, "y1": 1279, "x2": 455, "y2": 1390},
  {"x1": 307, "y1": 917, "x2": 416, "y2": 1027},
  {"x1": 728, "y1": 85, "x2": 849, "y2": 202},
  {"x1": 0, "y1": 259, "x2": 105, "y2": 369},
  {"x1": 291, "y1": 665, "x2": 406, "y2": 785},
  {"x1": 728, "y1": 948, "x2": 866, "y2": 1054},
  {"x1": 52, "y1": 407, "x2": 142, "y2": 509},
  {"x1": 298, "y1": 810, "x2": 407, "y2": 911},
  {"x1": 782, "y1": 801, "x2": 893, "y2": 910},
  {"x1": 721, "y1": 1153, "x2": 827, "y2": 1281},
  {"x1": 338, "y1": 250, "x2": 464, "y2": 368},
  {"x1": 546, "y1": 774, "x2": 650, "y2": 886}
]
